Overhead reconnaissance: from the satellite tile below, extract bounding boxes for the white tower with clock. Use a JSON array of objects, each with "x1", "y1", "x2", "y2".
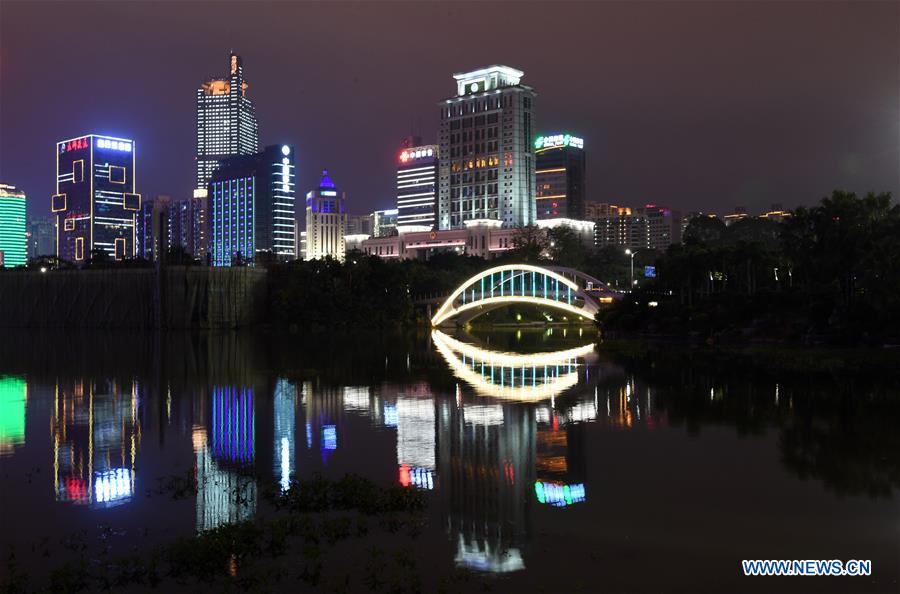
[{"x1": 437, "y1": 65, "x2": 536, "y2": 230}]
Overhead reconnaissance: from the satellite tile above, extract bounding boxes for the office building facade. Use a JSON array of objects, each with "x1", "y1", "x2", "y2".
[
  {"x1": 209, "y1": 144, "x2": 295, "y2": 266},
  {"x1": 397, "y1": 143, "x2": 439, "y2": 231},
  {"x1": 196, "y1": 52, "x2": 259, "y2": 190},
  {"x1": 27, "y1": 217, "x2": 56, "y2": 260},
  {"x1": 0, "y1": 184, "x2": 27, "y2": 267},
  {"x1": 52, "y1": 135, "x2": 140, "y2": 262},
  {"x1": 438, "y1": 66, "x2": 536, "y2": 230},
  {"x1": 593, "y1": 204, "x2": 682, "y2": 251},
  {"x1": 305, "y1": 170, "x2": 347, "y2": 261},
  {"x1": 373, "y1": 209, "x2": 398, "y2": 237},
  {"x1": 535, "y1": 133, "x2": 586, "y2": 220}
]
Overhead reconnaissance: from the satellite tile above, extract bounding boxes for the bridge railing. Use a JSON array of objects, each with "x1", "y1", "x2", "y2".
[{"x1": 454, "y1": 269, "x2": 579, "y2": 307}]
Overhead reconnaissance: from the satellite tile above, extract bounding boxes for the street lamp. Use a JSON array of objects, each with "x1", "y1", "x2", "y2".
[{"x1": 625, "y1": 249, "x2": 636, "y2": 290}]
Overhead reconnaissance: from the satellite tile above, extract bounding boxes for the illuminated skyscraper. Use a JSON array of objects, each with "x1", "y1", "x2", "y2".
[
  {"x1": 396, "y1": 141, "x2": 439, "y2": 231},
  {"x1": 305, "y1": 170, "x2": 347, "y2": 261},
  {"x1": 196, "y1": 52, "x2": 259, "y2": 190},
  {"x1": 52, "y1": 135, "x2": 140, "y2": 263},
  {"x1": 534, "y1": 133, "x2": 586, "y2": 220},
  {"x1": 209, "y1": 144, "x2": 296, "y2": 266},
  {"x1": 0, "y1": 184, "x2": 27, "y2": 267},
  {"x1": 438, "y1": 66, "x2": 536, "y2": 229},
  {"x1": 27, "y1": 217, "x2": 56, "y2": 260}
]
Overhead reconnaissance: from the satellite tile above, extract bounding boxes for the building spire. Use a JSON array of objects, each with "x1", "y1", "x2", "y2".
[{"x1": 319, "y1": 169, "x2": 336, "y2": 189}]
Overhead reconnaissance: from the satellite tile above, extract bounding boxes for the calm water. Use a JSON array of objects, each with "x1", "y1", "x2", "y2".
[{"x1": 1, "y1": 329, "x2": 898, "y2": 592}]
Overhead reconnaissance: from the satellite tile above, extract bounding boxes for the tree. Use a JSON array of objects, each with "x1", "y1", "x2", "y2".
[
  {"x1": 508, "y1": 225, "x2": 548, "y2": 263},
  {"x1": 683, "y1": 215, "x2": 726, "y2": 245},
  {"x1": 546, "y1": 225, "x2": 589, "y2": 269}
]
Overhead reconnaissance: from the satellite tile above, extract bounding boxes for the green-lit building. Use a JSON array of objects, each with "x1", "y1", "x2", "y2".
[{"x1": 0, "y1": 184, "x2": 27, "y2": 267}]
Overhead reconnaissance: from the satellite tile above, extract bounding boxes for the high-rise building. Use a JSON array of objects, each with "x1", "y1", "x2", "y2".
[
  {"x1": 0, "y1": 184, "x2": 27, "y2": 267},
  {"x1": 372, "y1": 208, "x2": 398, "y2": 237},
  {"x1": 724, "y1": 206, "x2": 749, "y2": 226},
  {"x1": 305, "y1": 170, "x2": 347, "y2": 261},
  {"x1": 438, "y1": 66, "x2": 536, "y2": 229},
  {"x1": 593, "y1": 204, "x2": 682, "y2": 250},
  {"x1": 396, "y1": 142, "x2": 439, "y2": 231},
  {"x1": 52, "y1": 135, "x2": 140, "y2": 263},
  {"x1": 209, "y1": 144, "x2": 296, "y2": 266},
  {"x1": 137, "y1": 195, "x2": 171, "y2": 261},
  {"x1": 27, "y1": 218, "x2": 56, "y2": 260},
  {"x1": 346, "y1": 213, "x2": 374, "y2": 236},
  {"x1": 534, "y1": 133, "x2": 586, "y2": 220},
  {"x1": 196, "y1": 52, "x2": 259, "y2": 190}
]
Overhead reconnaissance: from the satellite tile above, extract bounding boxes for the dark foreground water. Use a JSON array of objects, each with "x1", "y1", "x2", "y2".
[{"x1": 0, "y1": 329, "x2": 898, "y2": 592}]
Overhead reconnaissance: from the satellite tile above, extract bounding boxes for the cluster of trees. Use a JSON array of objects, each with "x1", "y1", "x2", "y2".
[
  {"x1": 600, "y1": 191, "x2": 900, "y2": 344},
  {"x1": 267, "y1": 252, "x2": 486, "y2": 331}
]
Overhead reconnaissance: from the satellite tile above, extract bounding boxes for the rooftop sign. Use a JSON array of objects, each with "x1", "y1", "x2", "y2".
[{"x1": 534, "y1": 134, "x2": 584, "y2": 150}]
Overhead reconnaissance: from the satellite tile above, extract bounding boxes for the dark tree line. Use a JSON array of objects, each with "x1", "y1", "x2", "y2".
[{"x1": 600, "y1": 191, "x2": 900, "y2": 344}]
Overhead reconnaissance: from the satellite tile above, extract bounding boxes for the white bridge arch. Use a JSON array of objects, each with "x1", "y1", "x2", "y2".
[{"x1": 431, "y1": 264, "x2": 617, "y2": 326}]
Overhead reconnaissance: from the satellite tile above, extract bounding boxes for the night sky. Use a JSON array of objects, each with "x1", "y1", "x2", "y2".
[{"x1": 2, "y1": 1, "x2": 898, "y2": 221}]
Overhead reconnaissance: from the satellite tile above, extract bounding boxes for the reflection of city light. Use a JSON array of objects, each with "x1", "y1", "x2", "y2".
[
  {"x1": 396, "y1": 395, "x2": 435, "y2": 469},
  {"x1": 192, "y1": 426, "x2": 207, "y2": 453},
  {"x1": 383, "y1": 403, "x2": 398, "y2": 427},
  {"x1": 399, "y1": 464, "x2": 435, "y2": 490},
  {"x1": 534, "y1": 481, "x2": 586, "y2": 507},
  {"x1": 211, "y1": 387, "x2": 255, "y2": 464},
  {"x1": 463, "y1": 404, "x2": 505, "y2": 426},
  {"x1": 342, "y1": 386, "x2": 370, "y2": 413},
  {"x1": 0, "y1": 376, "x2": 26, "y2": 456},
  {"x1": 94, "y1": 468, "x2": 133, "y2": 505},
  {"x1": 432, "y1": 330, "x2": 593, "y2": 401},
  {"x1": 280, "y1": 437, "x2": 290, "y2": 492},
  {"x1": 322, "y1": 425, "x2": 337, "y2": 450},
  {"x1": 274, "y1": 379, "x2": 295, "y2": 492},
  {"x1": 455, "y1": 535, "x2": 525, "y2": 573}
]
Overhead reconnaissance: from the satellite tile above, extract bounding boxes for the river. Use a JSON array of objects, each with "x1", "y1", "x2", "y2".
[{"x1": 0, "y1": 329, "x2": 897, "y2": 592}]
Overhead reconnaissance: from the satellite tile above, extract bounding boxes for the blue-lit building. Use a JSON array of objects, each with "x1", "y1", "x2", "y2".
[
  {"x1": 52, "y1": 135, "x2": 140, "y2": 262},
  {"x1": 209, "y1": 144, "x2": 295, "y2": 266},
  {"x1": 304, "y1": 170, "x2": 347, "y2": 261}
]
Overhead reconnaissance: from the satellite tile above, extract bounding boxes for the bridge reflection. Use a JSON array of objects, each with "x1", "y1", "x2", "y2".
[{"x1": 432, "y1": 329, "x2": 596, "y2": 401}]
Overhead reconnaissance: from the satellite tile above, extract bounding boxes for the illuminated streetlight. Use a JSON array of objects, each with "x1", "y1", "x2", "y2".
[{"x1": 625, "y1": 249, "x2": 636, "y2": 290}]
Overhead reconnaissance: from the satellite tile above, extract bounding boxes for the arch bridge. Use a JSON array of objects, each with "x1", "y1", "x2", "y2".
[{"x1": 431, "y1": 264, "x2": 618, "y2": 326}]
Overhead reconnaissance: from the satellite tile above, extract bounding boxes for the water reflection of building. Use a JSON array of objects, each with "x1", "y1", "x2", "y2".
[
  {"x1": 432, "y1": 330, "x2": 595, "y2": 401},
  {"x1": 52, "y1": 379, "x2": 139, "y2": 508},
  {"x1": 273, "y1": 379, "x2": 297, "y2": 491},
  {"x1": 195, "y1": 384, "x2": 260, "y2": 532},
  {"x1": 194, "y1": 426, "x2": 257, "y2": 532},
  {"x1": 395, "y1": 384, "x2": 436, "y2": 490},
  {"x1": 303, "y1": 381, "x2": 343, "y2": 465},
  {"x1": 437, "y1": 399, "x2": 533, "y2": 573},
  {"x1": 534, "y1": 402, "x2": 590, "y2": 507},
  {"x1": 0, "y1": 375, "x2": 27, "y2": 457}
]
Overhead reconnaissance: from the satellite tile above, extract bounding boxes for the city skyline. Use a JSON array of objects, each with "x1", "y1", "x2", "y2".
[{"x1": 1, "y1": 1, "x2": 898, "y2": 223}]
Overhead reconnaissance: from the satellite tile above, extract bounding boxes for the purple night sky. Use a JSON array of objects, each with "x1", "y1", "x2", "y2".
[{"x1": 1, "y1": 1, "x2": 898, "y2": 221}]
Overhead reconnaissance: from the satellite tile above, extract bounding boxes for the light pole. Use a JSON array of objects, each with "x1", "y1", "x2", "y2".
[{"x1": 625, "y1": 249, "x2": 636, "y2": 290}]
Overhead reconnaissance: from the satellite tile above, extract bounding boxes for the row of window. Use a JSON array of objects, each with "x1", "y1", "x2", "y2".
[
  {"x1": 450, "y1": 184, "x2": 500, "y2": 199},
  {"x1": 451, "y1": 170, "x2": 500, "y2": 184}
]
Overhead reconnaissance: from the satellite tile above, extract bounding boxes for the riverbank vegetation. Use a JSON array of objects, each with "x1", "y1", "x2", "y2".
[
  {"x1": 2, "y1": 475, "x2": 489, "y2": 594},
  {"x1": 597, "y1": 191, "x2": 900, "y2": 346}
]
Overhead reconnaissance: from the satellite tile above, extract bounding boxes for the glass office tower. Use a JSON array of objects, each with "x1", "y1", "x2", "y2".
[
  {"x1": 0, "y1": 184, "x2": 27, "y2": 267},
  {"x1": 196, "y1": 52, "x2": 259, "y2": 191},
  {"x1": 209, "y1": 144, "x2": 295, "y2": 266},
  {"x1": 52, "y1": 135, "x2": 140, "y2": 263}
]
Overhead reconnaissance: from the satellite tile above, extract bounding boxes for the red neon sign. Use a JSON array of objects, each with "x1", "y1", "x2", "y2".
[{"x1": 62, "y1": 138, "x2": 89, "y2": 153}]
